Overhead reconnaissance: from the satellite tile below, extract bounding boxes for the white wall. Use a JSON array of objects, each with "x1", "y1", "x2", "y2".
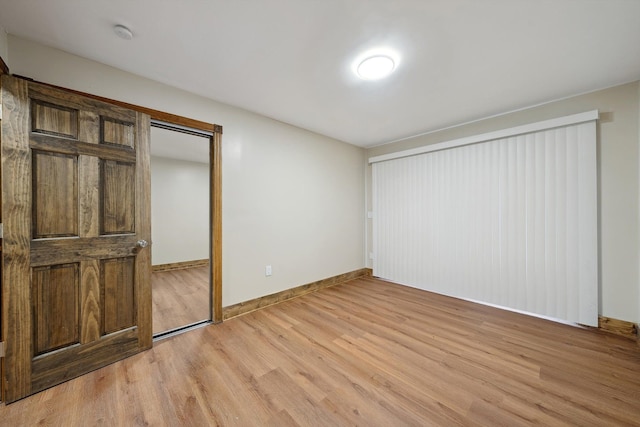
[
  {"x1": 151, "y1": 155, "x2": 209, "y2": 265},
  {"x1": 7, "y1": 36, "x2": 365, "y2": 307},
  {"x1": 367, "y1": 82, "x2": 640, "y2": 324}
]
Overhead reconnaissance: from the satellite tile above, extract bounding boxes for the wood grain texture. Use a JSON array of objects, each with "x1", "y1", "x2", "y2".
[
  {"x1": 599, "y1": 316, "x2": 639, "y2": 340},
  {"x1": 1, "y1": 75, "x2": 33, "y2": 401},
  {"x1": 31, "y1": 328, "x2": 139, "y2": 392},
  {"x1": 222, "y1": 268, "x2": 372, "y2": 320},
  {"x1": 31, "y1": 264, "x2": 80, "y2": 355},
  {"x1": 135, "y1": 111, "x2": 152, "y2": 350},
  {"x1": 0, "y1": 75, "x2": 4, "y2": 403},
  {"x1": 78, "y1": 111, "x2": 100, "y2": 146},
  {"x1": 101, "y1": 160, "x2": 135, "y2": 234},
  {"x1": 152, "y1": 266, "x2": 210, "y2": 334},
  {"x1": 2, "y1": 276, "x2": 639, "y2": 425},
  {"x1": 79, "y1": 260, "x2": 101, "y2": 344},
  {"x1": 32, "y1": 151, "x2": 78, "y2": 238},
  {"x1": 30, "y1": 135, "x2": 136, "y2": 162},
  {"x1": 78, "y1": 155, "x2": 100, "y2": 237},
  {"x1": 2, "y1": 76, "x2": 154, "y2": 402},
  {"x1": 152, "y1": 258, "x2": 209, "y2": 272},
  {"x1": 30, "y1": 235, "x2": 139, "y2": 266},
  {"x1": 15, "y1": 75, "x2": 221, "y2": 134},
  {"x1": 27, "y1": 81, "x2": 136, "y2": 124},
  {"x1": 102, "y1": 258, "x2": 136, "y2": 335},
  {"x1": 30, "y1": 100, "x2": 78, "y2": 139},
  {"x1": 212, "y1": 131, "x2": 222, "y2": 323},
  {"x1": 101, "y1": 117, "x2": 134, "y2": 147}
]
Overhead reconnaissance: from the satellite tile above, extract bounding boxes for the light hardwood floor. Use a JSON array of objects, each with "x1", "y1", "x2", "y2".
[
  {"x1": 1, "y1": 276, "x2": 639, "y2": 426},
  {"x1": 152, "y1": 266, "x2": 210, "y2": 334}
]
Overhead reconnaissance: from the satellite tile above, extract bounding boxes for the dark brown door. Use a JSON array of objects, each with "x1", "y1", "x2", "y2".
[{"x1": 1, "y1": 76, "x2": 152, "y2": 402}]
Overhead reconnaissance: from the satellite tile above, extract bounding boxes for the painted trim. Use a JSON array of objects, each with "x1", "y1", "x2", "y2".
[
  {"x1": 222, "y1": 268, "x2": 372, "y2": 320},
  {"x1": 598, "y1": 316, "x2": 639, "y2": 341},
  {"x1": 152, "y1": 259, "x2": 209, "y2": 272},
  {"x1": 369, "y1": 110, "x2": 599, "y2": 164}
]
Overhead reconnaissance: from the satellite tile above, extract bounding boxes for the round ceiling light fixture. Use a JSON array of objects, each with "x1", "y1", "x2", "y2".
[
  {"x1": 356, "y1": 55, "x2": 395, "y2": 80},
  {"x1": 113, "y1": 24, "x2": 133, "y2": 40}
]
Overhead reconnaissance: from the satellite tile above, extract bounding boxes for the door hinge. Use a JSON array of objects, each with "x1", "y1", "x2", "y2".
[
  {"x1": 0, "y1": 222, "x2": 3, "y2": 239},
  {"x1": 0, "y1": 341, "x2": 5, "y2": 358}
]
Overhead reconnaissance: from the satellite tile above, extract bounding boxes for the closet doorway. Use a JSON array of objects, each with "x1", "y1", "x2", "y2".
[{"x1": 150, "y1": 121, "x2": 214, "y2": 337}]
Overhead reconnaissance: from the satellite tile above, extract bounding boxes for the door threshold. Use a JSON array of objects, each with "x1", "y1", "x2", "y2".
[{"x1": 153, "y1": 320, "x2": 213, "y2": 342}]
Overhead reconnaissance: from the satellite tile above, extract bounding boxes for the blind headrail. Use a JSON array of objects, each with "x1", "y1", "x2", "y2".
[{"x1": 368, "y1": 110, "x2": 599, "y2": 164}]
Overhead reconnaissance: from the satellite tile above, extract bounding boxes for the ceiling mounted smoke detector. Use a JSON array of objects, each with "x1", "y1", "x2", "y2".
[
  {"x1": 356, "y1": 55, "x2": 395, "y2": 80},
  {"x1": 113, "y1": 24, "x2": 133, "y2": 40}
]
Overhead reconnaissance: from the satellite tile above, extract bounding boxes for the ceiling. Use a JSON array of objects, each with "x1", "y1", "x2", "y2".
[{"x1": 0, "y1": 0, "x2": 639, "y2": 148}]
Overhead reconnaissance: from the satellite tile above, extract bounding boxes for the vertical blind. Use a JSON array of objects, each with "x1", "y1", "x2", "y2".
[{"x1": 371, "y1": 114, "x2": 598, "y2": 326}]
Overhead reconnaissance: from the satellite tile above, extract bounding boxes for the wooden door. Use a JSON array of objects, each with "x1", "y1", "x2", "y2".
[{"x1": 1, "y1": 76, "x2": 152, "y2": 402}]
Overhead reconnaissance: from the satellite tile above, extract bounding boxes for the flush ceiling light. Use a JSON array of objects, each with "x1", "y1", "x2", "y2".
[
  {"x1": 113, "y1": 24, "x2": 133, "y2": 40},
  {"x1": 356, "y1": 55, "x2": 395, "y2": 80}
]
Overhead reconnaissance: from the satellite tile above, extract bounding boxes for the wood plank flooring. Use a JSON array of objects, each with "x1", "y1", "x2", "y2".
[
  {"x1": 152, "y1": 266, "x2": 210, "y2": 334},
  {"x1": 2, "y1": 276, "x2": 639, "y2": 426}
]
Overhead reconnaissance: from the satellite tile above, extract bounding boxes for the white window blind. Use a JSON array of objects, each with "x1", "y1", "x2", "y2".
[{"x1": 371, "y1": 112, "x2": 598, "y2": 326}]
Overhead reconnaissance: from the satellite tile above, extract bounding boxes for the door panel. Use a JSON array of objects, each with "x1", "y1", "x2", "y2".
[
  {"x1": 32, "y1": 151, "x2": 79, "y2": 238},
  {"x1": 102, "y1": 257, "x2": 136, "y2": 335},
  {"x1": 32, "y1": 263, "x2": 80, "y2": 355},
  {"x1": 1, "y1": 75, "x2": 152, "y2": 402},
  {"x1": 101, "y1": 118, "x2": 134, "y2": 147},
  {"x1": 31, "y1": 100, "x2": 79, "y2": 139}
]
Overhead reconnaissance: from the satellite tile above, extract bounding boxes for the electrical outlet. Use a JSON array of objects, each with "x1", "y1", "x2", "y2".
[{"x1": 265, "y1": 265, "x2": 272, "y2": 276}]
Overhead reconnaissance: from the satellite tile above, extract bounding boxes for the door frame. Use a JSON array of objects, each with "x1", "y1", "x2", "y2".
[
  {"x1": 0, "y1": 58, "x2": 6, "y2": 403},
  {"x1": 149, "y1": 120, "x2": 217, "y2": 338}
]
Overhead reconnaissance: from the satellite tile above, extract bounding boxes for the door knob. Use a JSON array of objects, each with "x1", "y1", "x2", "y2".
[{"x1": 136, "y1": 239, "x2": 149, "y2": 248}]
